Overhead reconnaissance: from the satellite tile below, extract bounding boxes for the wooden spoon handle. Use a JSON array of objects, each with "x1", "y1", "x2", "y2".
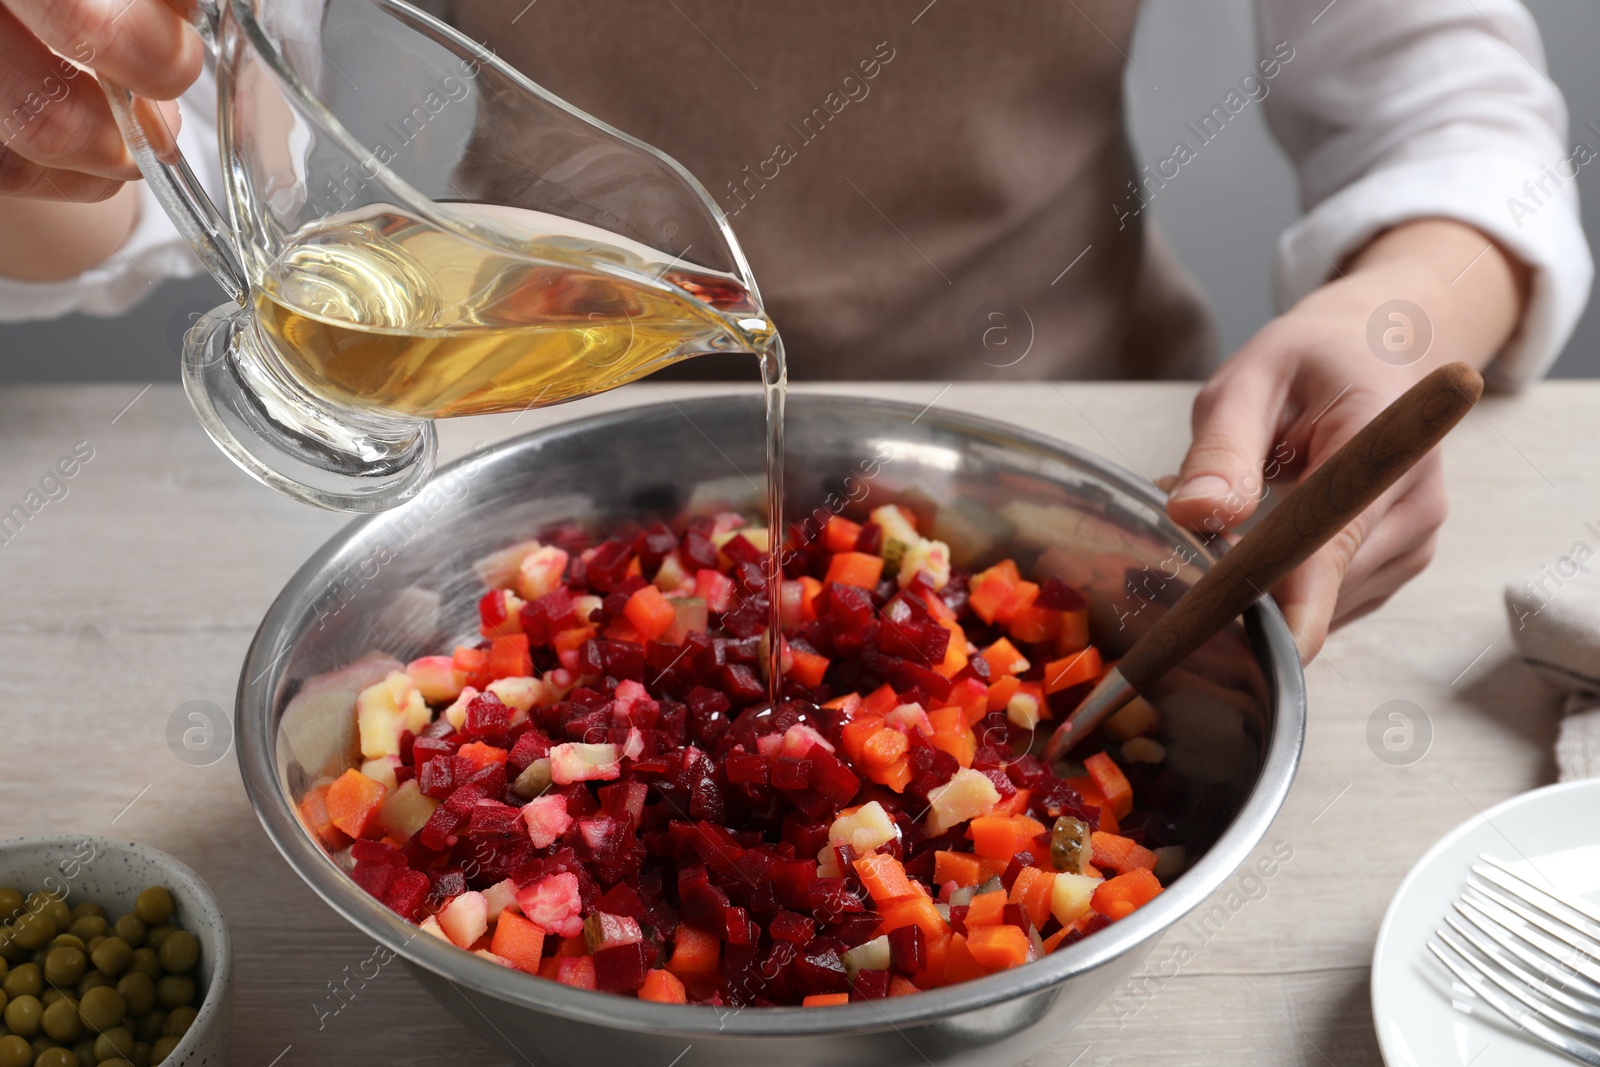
[{"x1": 1117, "y1": 361, "x2": 1483, "y2": 691}]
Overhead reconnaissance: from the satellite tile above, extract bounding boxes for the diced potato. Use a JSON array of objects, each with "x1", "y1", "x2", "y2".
[
  {"x1": 871, "y1": 504, "x2": 921, "y2": 571},
  {"x1": 1104, "y1": 696, "x2": 1159, "y2": 741},
  {"x1": 1007, "y1": 690, "x2": 1043, "y2": 731},
  {"x1": 653, "y1": 551, "x2": 693, "y2": 593},
  {"x1": 516, "y1": 545, "x2": 570, "y2": 601},
  {"x1": 1051, "y1": 872, "x2": 1101, "y2": 926},
  {"x1": 925, "y1": 768, "x2": 1001, "y2": 835},
  {"x1": 443, "y1": 686, "x2": 480, "y2": 731},
  {"x1": 818, "y1": 801, "x2": 898, "y2": 875},
  {"x1": 360, "y1": 756, "x2": 400, "y2": 791},
  {"x1": 898, "y1": 537, "x2": 952, "y2": 590},
  {"x1": 842, "y1": 935, "x2": 891, "y2": 977},
  {"x1": 1122, "y1": 737, "x2": 1166, "y2": 764},
  {"x1": 482, "y1": 878, "x2": 520, "y2": 925},
  {"x1": 488, "y1": 676, "x2": 549, "y2": 715},
  {"x1": 357, "y1": 670, "x2": 427, "y2": 759},
  {"x1": 418, "y1": 914, "x2": 450, "y2": 942},
  {"x1": 375, "y1": 779, "x2": 440, "y2": 840}
]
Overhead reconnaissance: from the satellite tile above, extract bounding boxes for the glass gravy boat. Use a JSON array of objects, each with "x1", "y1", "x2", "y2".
[{"x1": 106, "y1": 0, "x2": 773, "y2": 511}]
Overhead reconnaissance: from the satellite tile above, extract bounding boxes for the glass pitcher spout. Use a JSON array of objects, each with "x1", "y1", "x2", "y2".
[{"x1": 103, "y1": 0, "x2": 768, "y2": 512}]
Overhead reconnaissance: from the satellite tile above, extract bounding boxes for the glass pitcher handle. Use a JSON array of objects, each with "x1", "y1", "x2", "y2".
[{"x1": 101, "y1": 0, "x2": 248, "y2": 305}]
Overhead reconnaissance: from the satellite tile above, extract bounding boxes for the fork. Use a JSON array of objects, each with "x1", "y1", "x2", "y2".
[{"x1": 1427, "y1": 853, "x2": 1600, "y2": 1065}]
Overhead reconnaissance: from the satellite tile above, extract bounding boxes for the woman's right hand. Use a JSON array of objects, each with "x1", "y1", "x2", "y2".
[{"x1": 0, "y1": 0, "x2": 203, "y2": 201}]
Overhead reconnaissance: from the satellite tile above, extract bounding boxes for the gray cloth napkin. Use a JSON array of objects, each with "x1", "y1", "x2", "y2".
[{"x1": 1506, "y1": 553, "x2": 1600, "y2": 780}]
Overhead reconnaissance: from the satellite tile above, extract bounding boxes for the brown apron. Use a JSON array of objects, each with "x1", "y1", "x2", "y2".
[{"x1": 444, "y1": 0, "x2": 1215, "y2": 381}]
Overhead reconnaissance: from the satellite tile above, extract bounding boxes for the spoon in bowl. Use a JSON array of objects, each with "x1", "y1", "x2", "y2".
[{"x1": 1043, "y1": 360, "x2": 1484, "y2": 762}]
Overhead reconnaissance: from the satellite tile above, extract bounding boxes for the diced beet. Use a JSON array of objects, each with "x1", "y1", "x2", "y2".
[
  {"x1": 771, "y1": 756, "x2": 812, "y2": 791},
  {"x1": 769, "y1": 909, "x2": 817, "y2": 944},
  {"x1": 419, "y1": 804, "x2": 464, "y2": 851},
  {"x1": 382, "y1": 867, "x2": 432, "y2": 920},
  {"x1": 350, "y1": 861, "x2": 392, "y2": 900},
  {"x1": 464, "y1": 692, "x2": 511, "y2": 743},
  {"x1": 1003, "y1": 903, "x2": 1029, "y2": 930},
  {"x1": 718, "y1": 664, "x2": 766, "y2": 704},
  {"x1": 888, "y1": 924, "x2": 924, "y2": 974},
  {"x1": 479, "y1": 589, "x2": 509, "y2": 633},
  {"x1": 1002, "y1": 852, "x2": 1036, "y2": 889},
  {"x1": 597, "y1": 639, "x2": 646, "y2": 682},
  {"x1": 948, "y1": 905, "x2": 970, "y2": 936},
  {"x1": 507, "y1": 728, "x2": 551, "y2": 772},
  {"x1": 978, "y1": 767, "x2": 1017, "y2": 799},
  {"x1": 1059, "y1": 912, "x2": 1113, "y2": 948},
  {"x1": 806, "y1": 747, "x2": 861, "y2": 807},
  {"x1": 468, "y1": 799, "x2": 524, "y2": 838},
  {"x1": 724, "y1": 750, "x2": 768, "y2": 785},
  {"x1": 1036, "y1": 576, "x2": 1088, "y2": 612},
  {"x1": 596, "y1": 881, "x2": 646, "y2": 920},
  {"x1": 429, "y1": 868, "x2": 467, "y2": 901},
  {"x1": 793, "y1": 945, "x2": 848, "y2": 995},
  {"x1": 825, "y1": 911, "x2": 882, "y2": 948},
  {"x1": 850, "y1": 968, "x2": 891, "y2": 1000},
  {"x1": 350, "y1": 839, "x2": 406, "y2": 867},
  {"x1": 853, "y1": 522, "x2": 883, "y2": 555},
  {"x1": 591, "y1": 940, "x2": 650, "y2": 992},
  {"x1": 585, "y1": 540, "x2": 636, "y2": 594},
  {"x1": 722, "y1": 596, "x2": 769, "y2": 640},
  {"x1": 781, "y1": 816, "x2": 830, "y2": 859}
]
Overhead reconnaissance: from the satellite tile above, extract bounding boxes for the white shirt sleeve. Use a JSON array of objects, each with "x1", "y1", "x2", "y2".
[
  {"x1": 0, "y1": 66, "x2": 221, "y2": 322},
  {"x1": 1257, "y1": 0, "x2": 1593, "y2": 388}
]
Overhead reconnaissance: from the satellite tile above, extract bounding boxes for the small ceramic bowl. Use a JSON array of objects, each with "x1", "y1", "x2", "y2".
[{"x1": 0, "y1": 835, "x2": 232, "y2": 1065}]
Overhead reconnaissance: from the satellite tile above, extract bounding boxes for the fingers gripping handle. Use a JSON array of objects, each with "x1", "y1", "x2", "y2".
[{"x1": 101, "y1": 0, "x2": 248, "y2": 304}]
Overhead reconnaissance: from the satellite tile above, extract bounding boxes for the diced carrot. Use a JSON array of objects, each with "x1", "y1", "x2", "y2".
[
  {"x1": 788, "y1": 646, "x2": 830, "y2": 689},
  {"x1": 965, "y1": 924, "x2": 1030, "y2": 969},
  {"x1": 1091, "y1": 832, "x2": 1158, "y2": 875},
  {"x1": 927, "y1": 707, "x2": 977, "y2": 768},
  {"x1": 1044, "y1": 647, "x2": 1103, "y2": 694},
  {"x1": 917, "y1": 930, "x2": 952, "y2": 988},
  {"x1": 887, "y1": 975, "x2": 922, "y2": 997},
  {"x1": 919, "y1": 587, "x2": 957, "y2": 624},
  {"x1": 878, "y1": 893, "x2": 949, "y2": 940},
  {"x1": 968, "y1": 815, "x2": 1048, "y2": 863},
  {"x1": 861, "y1": 727, "x2": 910, "y2": 771},
  {"x1": 452, "y1": 645, "x2": 492, "y2": 690},
  {"x1": 967, "y1": 561, "x2": 1022, "y2": 625},
  {"x1": 878, "y1": 755, "x2": 913, "y2": 793},
  {"x1": 934, "y1": 850, "x2": 985, "y2": 888},
  {"x1": 985, "y1": 675, "x2": 1021, "y2": 714},
  {"x1": 964, "y1": 889, "x2": 1007, "y2": 926},
  {"x1": 298, "y1": 783, "x2": 351, "y2": 851},
  {"x1": 639, "y1": 968, "x2": 688, "y2": 1004},
  {"x1": 1099, "y1": 807, "x2": 1120, "y2": 835},
  {"x1": 1092, "y1": 868, "x2": 1163, "y2": 920},
  {"x1": 989, "y1": 788, "x2": 1031, "y2": 818},
  {"x1": 798, "y1": 576, "x2": 824, "y2": 621},
  {"x1": 490, "y1": 912, "x2": 546, "y2": 974},
  {"x1": 666, "y1": 924, "x2": 720, "y2": 978},
  {"x1": 555, "y1": 955, "x2": 597, "y2": 989},
  {"x1": 1008, "y1": 604, "x2": 1063, "y2": 645},
  {"x1": 1009, "y1": 867, "x2": 1056, "y2": 929},
  {"x1": 942, "y1": 933, "x2": 993, "y2": 984},
  {"x1": 538, "y1": 956, "x2": 560, "y2": 980},
  {"x1": 863, "y1": 683, "x2": 901, "y2": 716},
  {"x1": 934, "y1": 619, "x2": 969, "y2": 679},
  {"x1": 457, "y1": 742, "x2": 508, "y2": 771},
  {"x1": 942, "y1": 677, "x2": 988, "y2": 727},
  {"x1": 824, "y1": 551, "x2": 885, "y2": 589},
  {"x1": 556, "y1": 935, "x2": 589, "y2": 957},
  {"x1": 1055, "y1": 608, "x2": 1090, "y2": 654},
  {"x1": 980, "y1": 637, "x2": 1030, "y2": 678},
  {"x1": 855, "y1": 853, "x2": 920, "y2": 905},
  {"x1": 823, "y1": 692, "x2": 864, "y2": 714},
  {"x1": 840, "y1": 715, "x2": 885, "y2": 764},
  {"x1": 623, "y1": 584, "x2": 677, "y2": 642},
  {"x1": 625, "y1": 556, "x2": 643, "y2": 579},
  {"x1": 996, "y1": 581, "x2": 1040, "y2": 626},
  {"x1": 325, "y1": 769, "x2": 387, "y2": 839},
  {"x1": 1066, "y1": 776, "x2": 1106, "y2": 808},
  {"x1": 487, "y1": 634, "x2": 532, "y2": 681},
  {"x1": 1084, "y1": 751, "x2": 1134, "y2": 820},
  {"x1": 803, "y1": 993, "x2": 851, "y2": 1007},
  {"x1": 822, "y1": 516, "x2": 863, "y2": 554},
  {"x1": 552, "y1": 626, "x2": 596, "y2": 656}
]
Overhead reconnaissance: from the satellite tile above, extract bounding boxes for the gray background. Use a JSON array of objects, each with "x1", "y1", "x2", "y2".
[{"x1": 1, "y1": 0, "x2": 1594, "y2": 381}]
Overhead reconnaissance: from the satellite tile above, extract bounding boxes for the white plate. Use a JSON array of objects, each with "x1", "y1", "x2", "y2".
[{"x1": 1373, "y1": 777, "x2": 1600, "y2": 1067}]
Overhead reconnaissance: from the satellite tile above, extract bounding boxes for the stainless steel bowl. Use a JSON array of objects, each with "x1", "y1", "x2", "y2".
[{"x1": 237, "y1": 394, "x2": 1304, "y2": 1067}]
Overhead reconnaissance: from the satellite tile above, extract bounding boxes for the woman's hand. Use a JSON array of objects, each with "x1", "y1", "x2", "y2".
[
  {"x1": 1166, "y1": 218, "x2": 1529, "y2": 662},
  {"x1": 0, "y1": 0, "x2": 201, "y2": 201}
]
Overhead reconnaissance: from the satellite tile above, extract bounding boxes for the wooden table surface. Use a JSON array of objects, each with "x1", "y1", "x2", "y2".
[{"x1": 1, "y1": 379, "x2": 1590, "y2": 1067}]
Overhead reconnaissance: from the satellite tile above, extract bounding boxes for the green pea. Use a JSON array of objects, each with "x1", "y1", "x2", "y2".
[
  {"x1": 130, "y1": 894, "x2": 169, "y2": 933},
  {"x1": 129, "y1": 1044, "x2": 151, "y2": 1067},
  {"x1": 63, "y1": 919, "x2": 104, "y2": 946},
  {"x1": 92, "y1": 1027, "x2": 132, "y2": 1062},
  {"x1": 9, "y1": 916, "x2": 53, "y2": 954},
  {"x1": 39, "y1": 990, "x2": 63, "y2": 1008},
  {"x1": 74, "y1": 988, "x2": 123, "y2": 1035},
  {"x1": 39, "y1": 998, "x2": 81, "y2": 1044},
  {"x1": 1, "y1": 995, "x2": 39, "y2": 1038},
  {"x1": 42, "y1": 949, "x2": 85, "y2": 988},
  {"x1": 83, "y1": 940, "x2": 104, "y2": 958},
  {"x1": 139, "y1": 929, "x2": 171, "y2": 955},
  {"x1": 124, "y1": 953, "x2": 157, "y2": 987},
  {"x1": 0, "y1": 895, "x2": 21, "y2": 926},
  {"x1": 35, "y1": 1047, "x2": 76, "y2": 1067},
  {"x1": 87, "y1": 941, "x2": 130, "y2": 981},
  {"x1": 46, "y1": 936, "x2": 83, "y2": 954},
  {"x1": 40, "y1": 904, "x2": 69, "y2": 936},
  {"x1": 28, "y1": 1035, "x2": 56, "y2": 1061},
  {"x1": 65, "y1": 906, "x2": 99, "y2": 926},
  {"x1": 27, "y1": 952, "x2": 47, "y2": 972},
  {"x1": 2, "y1": 966, "x2": 40, "y2": 1000},
  {"x1": 107, "y1": 921, "x2": 141, "y2": 954},
  {"x1": 156, "y1": 1007, "x2": 193, "y2": 1040},
  {"x1": 130, "y1": 1015, "x2": 161, "y2": 1046},
  {"x1": 110, "y1": 977, "x2": 151, "y2": 1022},
  {"x1": 151, "y1": 979, "x2": 190, "y2": 1013},
  {"x1": 146, "y1": 1037, "x2": 178, "y2": 1065},
  {"x1": 153, "y1": 935, "x2": 195, "y2": 979},
  {"x1": 70, "y1": 975, "x2": 108, "y2": 1001},
  {"x1": 0, "y1": 929, "x2": 24, "y2": 967},
  {"x1": 101, "y1": 1060, "x2": 134, "y2": 1067},
  {"x1": 70, "y1": 1040, "x2": 95, "y2": 1067},
  {"x1": 0, "y1": 1035, "x2": 25, "y2": 1067}
]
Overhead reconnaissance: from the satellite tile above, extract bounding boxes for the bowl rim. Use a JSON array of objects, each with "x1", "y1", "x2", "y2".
[
  {"x1": 0, "y1": 834, "x2": 232, "y2": 1053},
  {"x1": 236, "y1": 392, "x2": 1305, "y2": 1035}
]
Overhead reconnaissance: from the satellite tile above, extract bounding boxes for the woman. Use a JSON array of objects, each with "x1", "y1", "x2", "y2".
[{"x1": 0, "y1": 0, "x2": 1588, "y2": 660}]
